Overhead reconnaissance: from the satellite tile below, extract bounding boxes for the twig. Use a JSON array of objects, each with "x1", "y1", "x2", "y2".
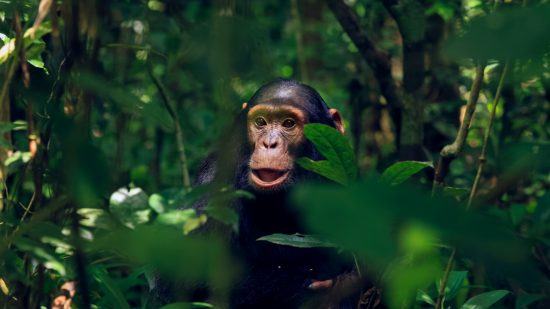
[
  {"x1": 148, "y1": 68, "x2": 191, "y2": 190},
  {"x1": 467, "y1": 61, "x2": 509, "y2": 209},
  {"x1": 434, "y1": 248, "x2": 456, "y2": 309},
  {"x1": 432, "y1": 63, "x2": 486, "y2": 193}
]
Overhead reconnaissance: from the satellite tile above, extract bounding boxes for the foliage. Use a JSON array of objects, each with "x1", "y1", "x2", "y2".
[{"x1": 0, "y1": 0, "x2": 548, "y2": 308}]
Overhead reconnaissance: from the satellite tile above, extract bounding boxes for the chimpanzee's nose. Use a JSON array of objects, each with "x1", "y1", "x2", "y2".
[{"x1": 262, "y1": 137, "x2": 279, "y2": 149}]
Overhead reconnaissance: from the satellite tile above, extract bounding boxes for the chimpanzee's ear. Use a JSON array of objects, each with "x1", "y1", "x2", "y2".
[
  {"x1": 329, "y1": 108, "x2": 344, "y2": 134},
  {"x1": 242, "y1": 102, "x2": 248, "y2": 110}
]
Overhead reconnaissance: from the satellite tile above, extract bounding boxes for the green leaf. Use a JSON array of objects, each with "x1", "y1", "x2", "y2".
[
  {"x1": 204, "y1": 205, "x2": 238, "y2": 230},
  {"x1": 149, "y1": 189, "x2": 187, "y2": 214},
  {"x1": 416, "y1": 289, "x2": 435, "y2": 305},
  {"x1": 183, "y1": 214, "x2": 208, "y2": 235},
  {"x1": 161, "y1": 302, "x2": 213, "y2": 309},
  {"x1": 257, "y1": 233, "x2": 335, "y2": 248},
  {"x1": 78, "y1": 208, "x2": 115, "y2": 229},
  {"x1": 297, "y1": 124, "x2": 357, "y2": 185},
  {"x1": 13, "y1": 237, "x2": 66, "y2": 276},
  {"x1": 509, "y1": 204, "x2": 526, "y2": 226},
  {"x1": 381, "y1": 161, "x2": 432, "y2": 186},
  {"x1": 109, "y1": 187, "x2": 151, "y2": 228},
  {"x1": 443, "y1": 187, "x2": 469, "y2": 201},
  {"x1": 91, "y1": 266, "x2": 130, "y2": 309},
  {"x1": 0, "y1": 120, "x2": 27, "y2": 133},
  {"x1": 436, "y1": 271, "x2": 468, "y2": 300},
  {"x1": 461, "y1": 290, "x2": 509, "y2": 309},
  {"x1": 515, "y1": 293, "x2": 545, "y2": 309},
  {"x1": 156, "y1": 209, "x2": 197, "y2": 226}
]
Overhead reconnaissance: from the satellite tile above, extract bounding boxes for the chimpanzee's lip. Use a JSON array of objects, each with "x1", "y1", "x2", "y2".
[{"x1": 250, "y1": 169, "x2": 290, "y2": 189}]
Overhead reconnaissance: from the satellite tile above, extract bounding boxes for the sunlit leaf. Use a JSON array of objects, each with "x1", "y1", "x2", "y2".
[
  {"x1": 110, "y1": 187, "x2": 151, "y2": 228},
  {"x1": 416, "y1": 289, "x2": 435, "y2": 305},
  {"x1": 156, "y1": 209, "x2": 196, "y2": 226}
]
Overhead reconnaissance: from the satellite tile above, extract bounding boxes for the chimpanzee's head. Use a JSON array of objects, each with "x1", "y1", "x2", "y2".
[{"x1": 241, "y1": 79, "x2": 344, "y2": 193}]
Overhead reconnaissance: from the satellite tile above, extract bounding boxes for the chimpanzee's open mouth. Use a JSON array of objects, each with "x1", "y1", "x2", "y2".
[{"x1": 250, "y1": 169, "x2": 290, "y2": 189}]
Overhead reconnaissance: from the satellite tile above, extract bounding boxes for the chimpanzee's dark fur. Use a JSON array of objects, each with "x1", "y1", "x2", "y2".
[{"x1": 152, "y1": 79, "x2": 370, "y2": 308}]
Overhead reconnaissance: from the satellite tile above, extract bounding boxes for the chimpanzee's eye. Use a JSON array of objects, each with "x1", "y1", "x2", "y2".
[
  {"x1": 254, "y1": 117, "x2": 267, "y2": 127},
  {"x1": 282, "y1": 118, "x2": 296, "y2": 128}
]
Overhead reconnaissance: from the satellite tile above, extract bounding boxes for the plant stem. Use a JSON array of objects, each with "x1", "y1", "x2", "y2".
[
  {"x1": 434, "y1": 248, "x2": 456, "y2": 309},
  {"x1": 432, "y1": 63, "x2": 486, "y2": 194},
  {"x1": 467, "y1": 61, "x2": 509, "y2": 209},
  {"x1": 148, "y1": 68, "x2": 192, "y2": 191}
]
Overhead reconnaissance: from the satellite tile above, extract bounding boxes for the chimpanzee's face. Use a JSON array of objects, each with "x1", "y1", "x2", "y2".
[{"x1": 246, "y1": 104, "x2": 307, "y2": 192}]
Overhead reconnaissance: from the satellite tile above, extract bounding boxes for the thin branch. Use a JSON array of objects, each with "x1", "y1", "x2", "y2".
[
  {"x1": 148, "y1": 68, "x2": 191, "y2": 190},
  {"x1": 468, "y1": 61, "x2": 509, "y2": 209},
  {"x1": 434, "y1": 248, "x2": 456, "y2": 309},
  {"x1": 432, "y1": 63, "x2": 486, "y2": 192}
]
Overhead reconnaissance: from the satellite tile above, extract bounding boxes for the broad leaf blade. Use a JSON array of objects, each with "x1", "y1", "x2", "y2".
[
  {"x1": 381, "y1": 161, "x2": 432, "y2": 186},
  {"x1": 257, "y1": 233, "x2": 335, "y2": 248},
  {"x1": 298, "y1": 124, "x2": 357, "y2": 185},
  {"x1": 461, "y1": 290, "x2": 509, "y2": 309},
  {"x1": 296, "y1": 158, "x2": 347, "y2": 185}
]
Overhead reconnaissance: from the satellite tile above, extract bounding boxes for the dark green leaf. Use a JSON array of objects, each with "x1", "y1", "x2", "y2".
[
  {"x1": 91, "y1": 266, "x2": 130, "y2": 309},
  {"x1": 461, "y1": 290, "x2": 509, "y2": 309},
  {"x1": 257, "y1": 233, "x2": 335, "y2": 248},
  {"x1": 515, "y1": 293, "x2": 545, "y2": 309},
  {"x1": 436, "y1": 271, "x2": 468, "y2": 300},
  {"x1": 297, "y1": 124, "x2": 357, "y2": 185}
]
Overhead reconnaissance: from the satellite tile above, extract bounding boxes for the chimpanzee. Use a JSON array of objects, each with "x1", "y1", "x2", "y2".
[{"x1": 153, "y1": 79, "x2": 377, "y2": 308}]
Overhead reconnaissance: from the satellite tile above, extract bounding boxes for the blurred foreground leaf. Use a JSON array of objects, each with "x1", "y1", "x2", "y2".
[
  {"x1": 292, "y1": 178, "x2": 539, "y2": 305},
  {"x1": 446, "y1": 5, "x2": 550, "y2": 61},
  {"x1": 91, "y1": 226, "x2": 233, "y2": 290}
]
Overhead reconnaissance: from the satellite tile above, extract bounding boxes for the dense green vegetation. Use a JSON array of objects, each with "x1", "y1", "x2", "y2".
[{"x1": 0, "y1": 0, "x2": 548, "y2": 308}]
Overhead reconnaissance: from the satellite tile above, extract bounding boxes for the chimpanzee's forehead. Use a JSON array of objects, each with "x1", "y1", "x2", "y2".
[
  {"x1": 254, "y1": 86, "x2": 311, "y2": 107},
  {"x1": 247, "y1": 80, "x2": 333, "y2": 125}
]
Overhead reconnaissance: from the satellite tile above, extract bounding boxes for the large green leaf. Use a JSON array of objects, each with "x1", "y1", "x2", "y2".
[
  {"x1": 381, "y1": 161, "x2": 432, "y2": 186},
  {"x1": 257, "y1": 233, "x2": 335, "y2": 248},
  {"x1": 296, "y1": 124, "x2": 357, "y2": 185},
  {"x1": 461, "y1": 290, "x2": 509, "y2": 309}
]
